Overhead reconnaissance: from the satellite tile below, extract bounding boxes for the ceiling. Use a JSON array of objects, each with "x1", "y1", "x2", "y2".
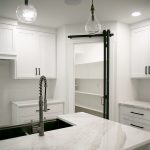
[{"x1": 0, "y1": 0, "x2": 150, "y2": 28}]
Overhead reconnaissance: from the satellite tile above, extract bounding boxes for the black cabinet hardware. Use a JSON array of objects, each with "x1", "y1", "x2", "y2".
[
  {"x1": 145, "y1": 66, "x2": 147, "y2": 75},
  {"x1": 130, "y1": 112, "x2": 144, "y2": 116},
  {"x1": 36, "y1": 108, "x2": 50, "y2": 112},
  {"x1": 38, "y1": 68, "x2": 40, "y2": 75},
  {"x1": 130, "y1": 124, "x2": 144, "y2": 129},
  {"x1": 149, "y1": 66, "x2": 150, "y2": 74},
  {"x1": 36, "y1": 68, "x2": 37, "y2": 75}
]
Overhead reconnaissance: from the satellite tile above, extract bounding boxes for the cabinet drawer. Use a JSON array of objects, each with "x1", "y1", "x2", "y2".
[
  {"x1": 120, "y1": 105, "x2": 150, "y2": 121},
  {"x1": 45, "y1": 104, "x2": 63, "y2": 114},
  {"x1": 120, "y1": 116, "x2": 150, "y2": 131},
  {"x1": 19, "y1": 106, "x2": 39, "y2": 117}
]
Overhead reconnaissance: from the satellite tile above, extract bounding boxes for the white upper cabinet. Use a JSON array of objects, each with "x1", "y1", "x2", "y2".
[
  {"x1": 14, "y1": 28, "x2": 56, "y2": 79},
  {"x1": 0, "y1": 24, "x2": 16, "y2": 59},
  {"x1": 39, "y1": 33, "x2": 56, "y2": 78},
  {"x1": 131, "y1": 25, "x2": 150, "y2": 78},
  {"x1": 15, "y1": 29, "x2": 40, "y2": 78}
]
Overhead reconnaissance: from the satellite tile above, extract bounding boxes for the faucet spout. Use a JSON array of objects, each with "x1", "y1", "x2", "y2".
[{"x1": 38, "y1": 75, "x2": 48, "y2": 136}]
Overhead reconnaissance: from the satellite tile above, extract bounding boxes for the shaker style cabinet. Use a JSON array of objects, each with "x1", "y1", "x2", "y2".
[
  {"x1": 131, "y1": 25, "x2": 150, "y2": 78},
  {"x1": 0, "y1": 24, "x2": 16, "y2": 59},
  {"x1": 14, "y1": 28, "x2": 56, "y2": 79},
  {"x1": 39, "y1": 33, "x2": 56, "y2": 78}
]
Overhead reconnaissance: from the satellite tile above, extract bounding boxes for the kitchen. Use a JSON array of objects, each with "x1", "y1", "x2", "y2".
[{"x1": 0, "y1": 0, "x2": 150, "y2": 149}]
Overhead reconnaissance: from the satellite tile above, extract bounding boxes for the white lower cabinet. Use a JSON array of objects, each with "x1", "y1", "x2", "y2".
[
  {"x1": 12, "y1": 100, "x2": 64, "y2": 125},
  {"x1": 119, "y1": 105, "x2": 150, "y2": 131}
]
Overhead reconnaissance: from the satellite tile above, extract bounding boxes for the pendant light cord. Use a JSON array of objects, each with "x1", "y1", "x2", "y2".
[
  {"x1": 25, "y1": 0, "x2": 28, "y2": 5},
  {"x1": 91, "y1": 0, "x2": 95, "y2": 21}
]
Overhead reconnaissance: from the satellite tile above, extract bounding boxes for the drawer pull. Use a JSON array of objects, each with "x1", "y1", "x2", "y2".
[
  {"x1": 130, "y1": 124, "x2": 144, "y2": 129},
  {"x1": 145, "y1": 66, "x2": 148, "y2": 75},
  {"x1": 130, "y1": 112, "x2": 144, "y2": 116},
  {"x1": 36, "y1": 109, "x2": 50, "y2": 112}
]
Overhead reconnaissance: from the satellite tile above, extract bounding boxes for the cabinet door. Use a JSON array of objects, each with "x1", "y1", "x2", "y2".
[
  {"x1": 131, "y1": 26, "x2": 149, "y2": 78},
  {"x1": 15, "y1": 29, "x2": 40, "y2": 78},
  {"x1": 0, "y1": 24, "x2": 15, "y2": 54},
  {"x1": 39, "y1": 33, "x2": 56, "y2": 78}
]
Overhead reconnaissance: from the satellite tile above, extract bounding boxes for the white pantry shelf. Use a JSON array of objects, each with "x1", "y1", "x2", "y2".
[
  {"x1": 75, "y1": 78, "x2": 103, "y2": 80},
  {"x1": 75, "y1": 104, "x2": 103, "y2": 113},
  {"x1": 75, "y1": 61, "x2": 103, "y2": 65},
  {"x1": 75, "y1": 90, "x2": 103, "y2": 97}
]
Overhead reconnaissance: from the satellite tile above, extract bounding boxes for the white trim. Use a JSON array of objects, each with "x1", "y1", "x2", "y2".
[
  {"x1": 0, "y1": 17, "x2": 17, "y2": 26},
  {"x1": 66, "y1": 37, "x2": 103, "y2": 114},
  {"x1": 0, "y1": 17, "x2": 56, "y2": 33},
  {"x1": 131, "y1": 19, "x2": 150, "y2": 29},
  {"x1": 0, "y1": 53, "x2": 16, "y2": 60}
]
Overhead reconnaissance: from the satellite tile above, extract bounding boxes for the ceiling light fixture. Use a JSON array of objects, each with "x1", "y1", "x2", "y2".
[
  {"x1": 131, "y1": 12, "x2": 141, "y2": 17},
  {"x1": 85, "y1": 0, "x2": 101, "y2": 34},
  {"x1": 16, "y1": 0, "x2": 37, "y2": 24}
]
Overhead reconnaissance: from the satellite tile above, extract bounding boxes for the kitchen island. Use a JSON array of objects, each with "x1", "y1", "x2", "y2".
[{"x1": 0, "y1": 112, "x2": 150, "y2": 150}]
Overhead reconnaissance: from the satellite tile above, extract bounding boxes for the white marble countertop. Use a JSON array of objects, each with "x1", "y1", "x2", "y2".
[
  {"x1": 0, "y1": 112, "x2": 150, "y2": 150},
  {"x1": 118, "y1": 100, "x2": 150, "y2": 110},
  {"x1": 12, "y1": 99, "x2": 64, "y2": 107}
]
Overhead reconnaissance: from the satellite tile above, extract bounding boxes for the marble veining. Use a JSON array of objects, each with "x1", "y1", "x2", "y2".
[{"x1": 0, "y1": 112, "x2": 150, "y2": 150}]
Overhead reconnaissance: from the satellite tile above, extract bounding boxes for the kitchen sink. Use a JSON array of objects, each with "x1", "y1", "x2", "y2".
[{"x1": 0, "y1": 119, "x2": 72, "y2": 140}]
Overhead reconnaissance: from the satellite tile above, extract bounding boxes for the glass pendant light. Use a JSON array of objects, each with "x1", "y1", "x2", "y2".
[
  {"x1": 16, "y1": 0, "x2": 37, "y2": 24},
  {"x1": 85, "y1": 0, "x2": 101, "y2": 34}
]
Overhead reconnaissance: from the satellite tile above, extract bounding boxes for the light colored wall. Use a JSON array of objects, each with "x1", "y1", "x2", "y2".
[
  {"x1": 137, "y1": 80, "x2": 150, "y2": 101},
  {"x1": 116, "y1": 22, "x2": 139, "y2": 102},
  {"x1": 115, "y1": 22, "x2": 139, "y2": 120},
  {"x1": 0, "y1": 60, "x2": 55, "y2": 126},
  {"x1": 54, "y1": 26, "x2": 68, "y2": 113}
]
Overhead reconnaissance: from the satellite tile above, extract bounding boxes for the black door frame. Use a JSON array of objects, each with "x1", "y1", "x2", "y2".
[{"x1": 68, "y1": 30, "x2": 114, "y2": 119}]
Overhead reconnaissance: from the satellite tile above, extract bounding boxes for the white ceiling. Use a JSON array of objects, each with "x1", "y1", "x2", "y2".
[{"x1": 0, "y1": 0, "x2": 150, "y2": 28}]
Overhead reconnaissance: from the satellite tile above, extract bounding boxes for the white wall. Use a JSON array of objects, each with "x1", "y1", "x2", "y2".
[
  {"x1": 137, "y1": 80, "x2": 150, "y2": 101},
  {"x1": 54, "y1": 26, "x2": 68, "y2": 113},
  {"x1": 75, "y1": 43, "x2": 104, "y2": 64},
  {"x1": 0, "y1": 60, "x2": 55, "y2": 126},
  {"x1": 115, "y1": 23, "x2": 139, "y2": 120}
]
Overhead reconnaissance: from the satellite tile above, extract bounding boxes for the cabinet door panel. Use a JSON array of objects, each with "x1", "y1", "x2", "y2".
[
  {"x1": 131, "y1": 27, "x2": 149, "y2": 78},
  {"x1": 0, "y1": 24, "x2": 15, "y2": 53},
  {"x1": 39, "y1": 33, "x2": 56, "y2": 78},
  {"x1": 15, "y1": 29, "x2": 38, "y2": 78}
]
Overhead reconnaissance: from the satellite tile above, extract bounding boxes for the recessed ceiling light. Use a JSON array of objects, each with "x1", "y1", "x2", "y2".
[{"x1": 131, "y1": 12, "x2": 141, "y2": 17}]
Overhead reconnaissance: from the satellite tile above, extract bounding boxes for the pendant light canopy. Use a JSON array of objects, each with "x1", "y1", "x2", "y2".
[
  {"x1": 85, "y1": 0, "x2": 101, "y2": 34},
  {"x1": 16, "y1": 0, "x2": 37, "y2": 24}
]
